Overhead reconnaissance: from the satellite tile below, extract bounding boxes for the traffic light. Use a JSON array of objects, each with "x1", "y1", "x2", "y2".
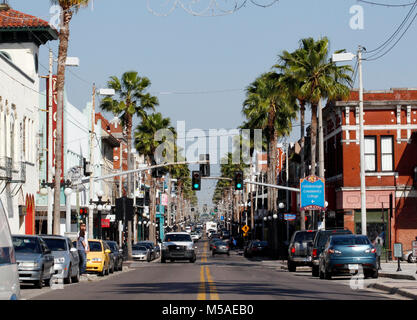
[
  {"x1": 192, "y1": 171, "x2": 201, "y2": 191},
  {"x1": 199, "y1": 154, "x2": 210, "y2": 177},
  {"x1": 234, "y1": 171, "x2": 243, "y2": 190}
]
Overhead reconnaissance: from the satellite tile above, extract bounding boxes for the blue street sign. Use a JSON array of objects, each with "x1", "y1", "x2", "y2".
[
  {"x1": 284, "y1": 214, "x2": 296, "y2": 221},
  {"x1": 300, "y1": 176, "x2": 325, "y2": 211},
  {"x1": 221, "y1": 216, "x2": 224, "y2": 221}
]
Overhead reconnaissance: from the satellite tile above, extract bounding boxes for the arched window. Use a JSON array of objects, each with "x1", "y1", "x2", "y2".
[{"x1": 10, "y1": 114, "x2": 15, "y2": 162}]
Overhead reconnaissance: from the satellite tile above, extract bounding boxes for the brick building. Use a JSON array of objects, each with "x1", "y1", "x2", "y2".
[{"x1": 324, "y1": 88, "x2": 417, "y2": 252}]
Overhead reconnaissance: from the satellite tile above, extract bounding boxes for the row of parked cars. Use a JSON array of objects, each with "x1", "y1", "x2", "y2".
[{"x1": 287, "y1": 229, "x2": 381, "y2": 279}]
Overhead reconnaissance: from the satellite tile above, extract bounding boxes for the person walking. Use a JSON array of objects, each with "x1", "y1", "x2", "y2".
[{"x1": 77, "y1": 229, "x2": 89, "y2": 279}]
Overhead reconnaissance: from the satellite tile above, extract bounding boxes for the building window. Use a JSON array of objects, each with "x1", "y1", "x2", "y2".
[
  {"x1": 381, "y1": 136, "x2": 394, "y2": 172},
  {"x1": 364, "y1": 136, "x2": 376, "y2": 172}
]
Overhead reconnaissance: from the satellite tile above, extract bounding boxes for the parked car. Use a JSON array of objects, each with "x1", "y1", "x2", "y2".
[
  {"x1": 103, "y1": 241, "x2": 115, "y2": 273},
  {"x1": 319, "y1": 234, "x2": 378, "y2": 279},
  {"x1": 86, "y1": 240, "x2": 111, "y2": 276},
  {"x1": 12, "y1": 235, "x2": 54, "y2": 289},
  {"x1": 401, "y1": 250, "x2": 416, "y2": 263},
  {"x1": 311, "y1": 229, "x2": 352, "y2": 277},
  {"x1": 41, "y1": 235, "x2": 80, "y2": 284},
  {"x1": 132, "y1": 244, "x2": 150, "y2": 261},
  {"x1": 0, "y1": 200, "x2": 20, "y2": 300},
  {"x1": 136, "y1": 241, "x2": 157, "y2": 260},
  {"x1": 161, "y1": 232, "x2": 197, "y2": 263},
  {"x1": 212, "y1": 240, "x2": 230, "y2": 256},
  {"x1": 105, "y1": 241, "x2": 124, "y2": 271},
  {"x1": 244, "y1": 241, "x2": 270, "y2": 258},
  {"x1": 287, "y1": 230, "x2": 317, "y2": 272}
]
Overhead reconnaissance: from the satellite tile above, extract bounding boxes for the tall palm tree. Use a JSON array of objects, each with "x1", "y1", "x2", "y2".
[
  {"x1": 279, "y1": 37, "x2": 352, "y2": 176},
  {"x1": 51, "y1": 0, "x2": 91, "y2": 235},
  {"x1": 242, "y1": 72, "x2": 297, "y2": 214},
  {"x1": 135, "y1": 113, "x2": 174, "y2": 243}
]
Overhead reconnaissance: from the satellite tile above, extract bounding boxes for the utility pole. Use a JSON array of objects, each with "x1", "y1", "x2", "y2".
[
  {"x1": 358, "y1": 47, "x2": 367, "y2": 236},
  {"x1": 47, "y1": 49, "x2": 53, "y2": 235},
  {"x1": 88, "y1": 84, "x2": 96, "y2": 238},
  {"x1": 318, "y1": 99, "x2": 325, "y2": 179}
]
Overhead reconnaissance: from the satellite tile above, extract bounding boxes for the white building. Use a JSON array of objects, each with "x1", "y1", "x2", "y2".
[{"x1": 0, "y1": 4, "x2": 57, "y2": 234}]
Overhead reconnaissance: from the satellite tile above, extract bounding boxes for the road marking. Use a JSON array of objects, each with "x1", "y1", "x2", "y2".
[
  {"x1": 205, "y1": 266, "x2": 219, "y2": 300},
  {"x1": 197, "y1": 266, "x2": 206, "y2": 300}
]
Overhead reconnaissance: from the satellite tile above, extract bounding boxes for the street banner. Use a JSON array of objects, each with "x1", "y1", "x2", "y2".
[
  {"x1": 161, "y1": 194, "x2": 168, "y2": 206},
  {"x1": 300, "y1": 175, "x2": 325, "y2": 211},
  {"x1": 46, "y1": 75, "x2": 64, "y2": 181}
]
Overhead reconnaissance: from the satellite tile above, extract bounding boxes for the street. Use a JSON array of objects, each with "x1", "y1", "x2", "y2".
[{"x1": 25, "y1": 238, "x2": 406, "y2": 301}]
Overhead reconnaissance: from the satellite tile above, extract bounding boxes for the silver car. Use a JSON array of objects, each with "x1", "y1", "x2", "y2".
[
  {"x1": 132, "y1": 245, "x2": 150, "y2": 261},
  {"x1": 12, "y1": 235, "x2": 54, "y2": 289},
  {"x1": 41, "y1": 235, "x2": 80, "y2": 284},
  {"x1": 401, "y1": 250, "x2": 416, "y2": 263}
]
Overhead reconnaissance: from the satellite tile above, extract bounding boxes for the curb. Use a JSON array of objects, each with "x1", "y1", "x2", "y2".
[
  {"x1": 378, "y1": 272, "x2": 416, "y2": 281},
  {"x1": 368, "y1": 283, "x2": 417, "y2": 300}
]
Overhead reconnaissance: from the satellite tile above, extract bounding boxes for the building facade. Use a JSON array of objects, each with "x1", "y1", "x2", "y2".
[
  {"x1": 324, "y1": 88, "x2": 417, "y2": 252},
  {"x1": 0, "y1": 6, "x2": 57, "y2": 234}
]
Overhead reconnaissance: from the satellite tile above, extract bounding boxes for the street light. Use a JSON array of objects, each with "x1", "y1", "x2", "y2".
[
  {"x1": 89, "y1": 190, "x2": 111, "y2": 240},
  {"x1": 332, "y1": 47, "x2": 367, "y2": 236}
]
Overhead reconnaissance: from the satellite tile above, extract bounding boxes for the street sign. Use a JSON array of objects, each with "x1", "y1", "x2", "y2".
[
  {"x1": 284, "y1": 214, "x2": 296, "y2": 221},
  {"x1": 101, "y1": 219, "x2": 110, "y2": 228},
  {"x1": 105, "y1": 214, "x2": 116, "y2": 222},
  {"x1": 300, "y1": 175, "x2": 325, "y2": 211},
  {"x1": 242, "y1": 225, "x2": 250, "y2": 233},
  {"x1": 412, "y1": 241, "x2": 417, "y2": 257},
  {"x1": 220, "y1": 216, "x2": 224, "y2": 221},
  {"x1": 393, "y1": 243, "x2": 403, "y2": 258}
]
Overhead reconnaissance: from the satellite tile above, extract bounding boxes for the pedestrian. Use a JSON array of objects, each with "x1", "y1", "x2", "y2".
[
  {"x1": 77, "y1": 229, "x2": 89, "y2": 277},
  {"x1": 232, "y1": 237, "x2": 237, "y2": 249}
]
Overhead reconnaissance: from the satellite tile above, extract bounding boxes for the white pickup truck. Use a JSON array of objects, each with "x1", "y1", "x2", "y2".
[{"x1": 161, "y1": 232, "x2": 197, "y2": 263}]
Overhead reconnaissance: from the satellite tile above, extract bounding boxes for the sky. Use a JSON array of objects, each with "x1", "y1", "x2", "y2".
[{"x1": 9, "y1": 0, "x2": 417, "y2": 208}]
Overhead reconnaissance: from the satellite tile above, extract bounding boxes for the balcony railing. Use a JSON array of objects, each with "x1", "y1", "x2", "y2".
[{"x1": 0, "y1": 157, "x2": 12, "y2": 181}]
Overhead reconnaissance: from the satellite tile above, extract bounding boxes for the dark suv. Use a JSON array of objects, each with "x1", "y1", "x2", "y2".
[
  {"x1": 287, "y1": 230, "x2": 317, "y2": 272},
  {"x1": 311, "y1": 229, "x2": 352, "y2": 277}
]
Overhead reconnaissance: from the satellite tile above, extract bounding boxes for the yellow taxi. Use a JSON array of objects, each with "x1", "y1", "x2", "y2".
[{"x1": 86, "y1": 239, "x2": 111, "y2": 276}]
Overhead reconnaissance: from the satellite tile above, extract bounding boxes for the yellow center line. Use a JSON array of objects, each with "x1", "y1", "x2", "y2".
[
  {"x1": 197, "y1": 266, "x2": 206, "y2": 300},
  {"x1": 205, "y1": 266, "x2": 219, "y2": 300}
]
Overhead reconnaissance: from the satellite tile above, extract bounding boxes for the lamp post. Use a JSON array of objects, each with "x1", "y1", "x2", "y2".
[
  {"x1": 89, "y1": 190, "x2": 111, "y2": 240},
  {"x1": 40, "y1": 179, "x2": 72, "y2": 235},
  {"x1": 332, "y1": 48, "x2": 366, "y2": 235}
]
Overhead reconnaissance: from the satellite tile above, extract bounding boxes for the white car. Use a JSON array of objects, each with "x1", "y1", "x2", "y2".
[
  {"x1": 0, "y1": 200, "x2": 20, "y2": 300},
  {"x1": 191, "y1": 233, "x2": 199, "y2": 242}
]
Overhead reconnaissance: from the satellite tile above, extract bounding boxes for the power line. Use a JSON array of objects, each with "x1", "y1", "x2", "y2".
[{"x1": 355, "y1": 0, "x2": 415, "y2": 7}]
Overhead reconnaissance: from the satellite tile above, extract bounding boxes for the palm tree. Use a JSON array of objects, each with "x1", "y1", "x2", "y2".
[
  {"x1": 101, "y1": 71, "x2": 158, "y2": 258},
  {"x1": 135, "y1": 113, "x2": 174, "y2": 243},
  {"x1": 242, "y1": 72, "x2": 297, "y2": 214},
  {"x1": 51, "y1": 0, "x2": 91, "y2": 235},
  {"x1": 278, "y1": 37, "x2": 352, "y2": 176}
]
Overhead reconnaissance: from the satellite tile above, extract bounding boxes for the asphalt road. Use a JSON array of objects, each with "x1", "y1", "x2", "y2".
[{"x1": 28, "y1": 238, "x2": 406, "y2": 300}]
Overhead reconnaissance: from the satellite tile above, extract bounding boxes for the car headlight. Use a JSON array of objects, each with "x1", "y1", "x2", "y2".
[
  {"x1": 54, "y1": 257, "x2": 66, "y2": 264},
  {"x1": 187, "y1": 243, "x2": 194, "y2": 250},
  {"x1": 20, "y1": 262, "x2": 40, "y2": 269}
]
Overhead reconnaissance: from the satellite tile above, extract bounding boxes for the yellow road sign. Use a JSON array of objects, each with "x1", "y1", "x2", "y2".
[{"x1": 242, "y1": 225, "x2": 249, "y2": 233}]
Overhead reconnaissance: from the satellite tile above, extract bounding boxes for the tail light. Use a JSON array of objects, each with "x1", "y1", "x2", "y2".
[
  {"x1": 365, "y1": 248, "x2": 377, "y2": 254},
  {"x1": 291, "y1": 247, "x2": 295, "y2": 254},
  {"x1": 213, "y1": 246, "x2": 216, "y2": 249},
  {"x1": 312, "y1": 249, "x2": 317, "y2": 258}
]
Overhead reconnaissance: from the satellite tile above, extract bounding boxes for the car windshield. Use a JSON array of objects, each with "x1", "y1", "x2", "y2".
[
  {"x1": 253, "y1": 241, "x2": 268, "y2": 247},
  {"x1": 88, "y1": 241, "x2": 102, "y2": 252},
  {"x1": 317, "y1": 231, "x2": 351, "y2": 248},
  {"x1": 12, "y1": 237, "x2": 41, "y2": 253},
  {"x1": 43, "y1": 238, "x2": 67, "y2": 251},
  {"x1": 294, "y1": 231, "x2": 316, "y2": 243},
  {"x1": 331, "y1": 236, "x2": 370, "y2": 246},
  {"x1": 106, "y1": 242, "x2": 118, "y2": 252},
  {"x1": 164, "y1": 234, "x2": 192, "y2": 242},
  {"x1": 132, "y1": 245, "x2": 147, "y2": 251}
]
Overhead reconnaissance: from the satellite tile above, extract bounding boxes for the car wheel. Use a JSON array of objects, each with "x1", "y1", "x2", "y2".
[
  {"x1": 71, "y1": 267, "x2": 80, "y2": 283},
  {"x1": 312, "y1": 265, "x2": 319, "y2": 277},
  {"x1": 110, "y1": 262, "x2": 114, "y2": 274},
  {"x1": 227, "y1": 252, "x2": 230, "y2": 256},
  {"x1": 288, "y1": 261, "x2": 296, "y2": 272},
  {"x1": 106, "y1": 263, "x2": 110, "y2": 275},
  {"x1": 34, "y1": 271, "x2": 43, "y2": 289},
  {"x1": 44, "y1": 276, "x2": 51, "y2": 287},
  {"x1": 161, "y1": 258, "x2": 166, "y2": 263},
  {"x1": 408, "y1": 254, "x2": 416, "y2": 264},
  {"x1": 64, "y1": 264, "x2": 72, "y2": 284},
  {"x1": 190, "y1": 256, "x2": 196, "y2": 263},
  {"x1": 119, "y1": 261, "x2": 123, "y2": 271},
  {"x1": 319, "y1": 267, "x2": 324, "y2": 279},
  {"x1": 212, "y1": 251, "x2": 215, "y2": 256},
  {"x1": 372, "y1": 270, "x2": 379, "y2": 279}
]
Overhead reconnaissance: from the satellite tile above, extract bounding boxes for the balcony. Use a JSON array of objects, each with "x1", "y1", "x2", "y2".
[{"x1": 0, "y1": 157, "x2": 12, "y2": 181}]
